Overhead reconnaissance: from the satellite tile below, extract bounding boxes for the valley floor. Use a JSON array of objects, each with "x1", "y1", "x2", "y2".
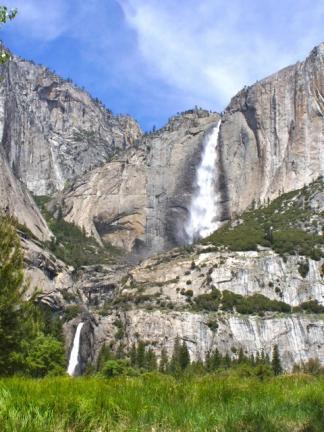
[{"x1": 0, "y1": 373, "x2": 323, "y2": 431}]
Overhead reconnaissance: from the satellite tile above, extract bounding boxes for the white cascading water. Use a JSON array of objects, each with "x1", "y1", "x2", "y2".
[
  {"x1": 67, "y1": 322, "x2": 84, "y2": 376},
  {"x1": 185, "y1": 121, "x2": 221, "y2": 243}
]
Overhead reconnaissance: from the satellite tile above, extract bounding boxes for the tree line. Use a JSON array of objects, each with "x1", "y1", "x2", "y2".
[{"x1": 95, "y1": 337, "x2": 284, "y2": 378}]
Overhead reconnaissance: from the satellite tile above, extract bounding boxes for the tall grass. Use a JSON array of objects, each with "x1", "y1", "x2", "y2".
[{"x1": 0, "y1": 373, "x2": 323, "y2": 431}]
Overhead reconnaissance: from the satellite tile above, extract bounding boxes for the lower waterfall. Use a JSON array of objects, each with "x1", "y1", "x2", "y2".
[
  {"x1": 185, "y1": 121, "x2": 221, "y2": 242},
  {"x1": 67, "y1": 322, "x2": 84, "y2": 376}
]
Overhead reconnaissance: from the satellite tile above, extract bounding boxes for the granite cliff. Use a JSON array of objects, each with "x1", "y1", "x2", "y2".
[
  {"x1": 48, "y1": 43, "x2": 324, "y2": 257},
  {"x1": 0, "y1": 43, "x2": 323, "y2": 373},
  {"x1": 24, "y1": 179, "x2": 324, "y2": 372},
  {"x1": 52, "y1": 110, "x2": 220, "y2": 255},
  {"x1": 0, "y1": 53, "x2": 141, "y2": 196},
  {"x1": 217, "y1": 42, "x2": 324, "y2": 219}
]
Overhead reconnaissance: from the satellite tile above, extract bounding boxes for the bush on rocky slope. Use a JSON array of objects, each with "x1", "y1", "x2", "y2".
[
  {"x1": 193, "y1": 288, "x2": 292, "y2": 314},
  {"x1": 204, "y1": 177, "x2": 324, "y2": 259},
  {"x1": 34, "y1": 195, "x2": 121, "y2": 267}
]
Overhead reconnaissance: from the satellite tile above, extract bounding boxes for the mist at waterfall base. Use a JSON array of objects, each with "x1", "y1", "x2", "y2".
[
  {"x1": 185, "y1": 121, "x2": 222, "y2": 243},
  {"x1": 67, "y1": 322, "x2": 84, "y2": 376}
]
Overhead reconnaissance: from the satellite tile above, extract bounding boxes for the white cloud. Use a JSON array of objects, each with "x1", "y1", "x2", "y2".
[
  {"x1": 117, "y1": 0, "x2": 324, "y2": 109},
  {"x1": 4, "y1": 0, "x2": 71, "y2": 41},
  {"x1": 3, "y1": 0, "x2": 324, "y2": 123}
]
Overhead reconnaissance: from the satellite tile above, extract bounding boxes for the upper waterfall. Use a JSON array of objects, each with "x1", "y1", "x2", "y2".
[
  {"x1": 67, "y1": 322, "x2": 84, "y2": 376},
  {"x1": 185, "y1": 121, "x2": 221, "y2": 243}
]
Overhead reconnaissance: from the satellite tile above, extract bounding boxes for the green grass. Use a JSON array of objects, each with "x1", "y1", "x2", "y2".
[
  {"x1": 204, "y1": 177, "x2": 324, "y2": 259},
  {"x1": 0, "y1": 373, "x2": 323, "y2": 431}
]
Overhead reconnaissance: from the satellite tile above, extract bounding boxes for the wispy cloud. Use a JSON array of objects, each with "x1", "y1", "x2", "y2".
[
  {"x1": 117, "y1": 0, "x2": 324, "y2": 108},
  {"x1": 2, "y1": 0, "x2": 324, "y2": 129},
  {"x1": 4, "y1": 0, "x2": 72, "y2": 41}
]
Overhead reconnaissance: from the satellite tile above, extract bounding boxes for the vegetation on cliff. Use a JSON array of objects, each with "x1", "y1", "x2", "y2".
[
  {"x1": 34, "y1": 195, "x2": 121, "y2": 267},
  {"x1": 204, "y1": 177, "x2": 324, "y2": 260}
]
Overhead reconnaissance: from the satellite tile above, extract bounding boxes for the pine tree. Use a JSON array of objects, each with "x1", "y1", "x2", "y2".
[
  {"x1": 249, "y1": 353, "x2": 255, "y2": 366},
  {"x1": 130, "y1": 342, "x2": 137, "y2": 367},
  {"x1": 179, "y1": 341, "x2": 190, "y2": 370},
  {"x1": 223, "y1": 353, "x2": 231, "y2": 368},
  {"x1": 205, "y1": 350, "x2": 211, "y2": 371},
  {"x1": 169, "y1": 336, "x2": 181, "y2": 374},
  {"x1": 238, "y1": 347, "x2": 245, "y2": 364},
  {"x1": 136, "y1": 340, "x2": 146, "y2": 369},
  {"x1": 0, "y1": 7, "x2": 17, "y2": 64},
  {"x1": 0, "y1": 217, "x2": 30, "y2": 374},
  {"x1": 145, "y1": 348, "x2": 157, "y2": 371},
  {"x1": 209, "y1": 348, "x2": 221, "y2": 371},
  {"x1": 97, "y1": 343, "x2": 113, "y2": 371},
  {"x1": 271, "y1": 344, "x2": 283, "y2": 375},
  {"x1": 0, "y1": 217, "x2": 66, "y2": 376},
  {"x1": 159, "y1": 347, "x2": 169, "y2": 373},
  {"x1": 115, "y1": 342, "x2": 125, "y2": 359}
]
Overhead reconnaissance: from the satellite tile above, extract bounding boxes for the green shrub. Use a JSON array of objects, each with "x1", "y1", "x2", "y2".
[
  {"x1": 293, "y1": 300, "x2": 324, "y2": 314},
  {"x1": 195, "y1": 289, "x2": 291, "y2": 314},
  {"x1": 206, "y1": 319, "x2": 219, "y2": 331},
  {"x1": 101, "y1": 359, "x2": 137, "y2": 377},
  {"x1": 194, "y1": 288, "x2": 221, "y2": 311},
  {"x1": 203, "y1": 178, "x2": 324, "y2": 259},
  {"x1": 64, "y1": 305, "x2": 83, "y2": 321},
  {"x1": 298, "y1": 261, "x2": 310, "y2": 278},
  {"x1": 22, "y1": 333, "x2": 65, "y2": 377}
]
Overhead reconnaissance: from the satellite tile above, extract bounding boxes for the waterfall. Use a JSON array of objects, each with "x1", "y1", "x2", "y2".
[
  {"x1": 67, "y1": 322, "x2": 84, "y2": 376},
  {"x1": 185, "y1": 121, "x2": 221, "y2": 243}
]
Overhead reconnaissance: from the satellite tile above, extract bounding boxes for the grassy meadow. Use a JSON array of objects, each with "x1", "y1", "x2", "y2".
[{"x1": 0, "y1": 372, "x2": 323, "y2": 432}]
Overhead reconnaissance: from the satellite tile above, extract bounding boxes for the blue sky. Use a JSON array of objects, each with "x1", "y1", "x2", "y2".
[{"x1": 1, "y1": 0, "x2": 324, "y2": 131}]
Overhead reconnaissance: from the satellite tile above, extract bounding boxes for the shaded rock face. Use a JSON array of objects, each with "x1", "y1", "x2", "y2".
[
  {"x1": 73, "y1": 264, "x2": 128, "y2": 308},
  {"x1": 0, "y1": 150, "x2": 52, "y2": 241},
  {"x1": 22, "y1": 238, "x2": 74, "y2": 308},
  {"x1": 218, "y1": 43, "x2": 324, "y2": 218},
  {"x1": 0, "y1": 56, "x2": 142, "y2": 195},
  {"x1": 56, "y1": 111, "x2": 220, "y2": 255}
]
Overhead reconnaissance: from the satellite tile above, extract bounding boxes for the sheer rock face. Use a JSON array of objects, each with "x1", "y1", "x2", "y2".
[
  {"x1": 93, "y1": 310, "x2": 324, "y2": 371},
  {"x1": 52, "y1": 44, "x2": 324, "y2": 255},
  {"x1": 55, "y1": 111, "x2": 220, "y2": 255},
  {"x1": 0, "y1": 151, "x2": 52, "y2": 241},
  {"x1": 59, "y1": 244, "x2": 324, "y2": 371},
  {"x1": 0, "y1": 56, "x2": 142, "y2": 196},
  {"x1": 127, "y1": 249, "x2": 324, "y2": 307},
  {"x1": 218, "y1": 43, "x2": 324, "y2": 219}
]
